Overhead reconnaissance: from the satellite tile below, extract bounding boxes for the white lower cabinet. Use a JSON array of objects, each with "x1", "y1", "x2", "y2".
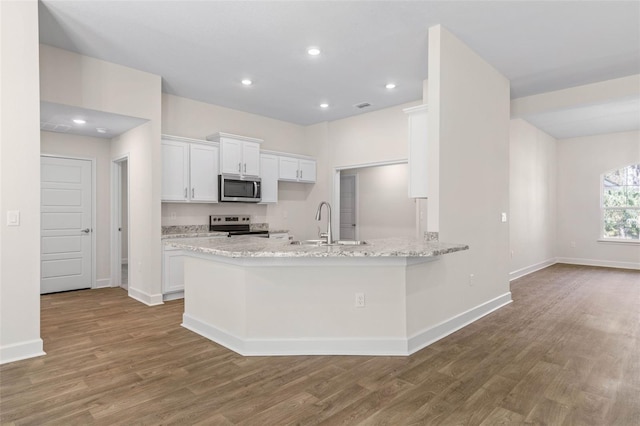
[
  {"x1": 163, "y1": 246, "x2": 184, "y2": 297},
  {"x1": 162, "y1": 236, "x2": 226, "y2": 300}
]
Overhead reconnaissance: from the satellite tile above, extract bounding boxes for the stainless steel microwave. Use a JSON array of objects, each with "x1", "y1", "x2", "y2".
[{"x1": 219, "y1": 175, "x2": 261, "y2": 202}]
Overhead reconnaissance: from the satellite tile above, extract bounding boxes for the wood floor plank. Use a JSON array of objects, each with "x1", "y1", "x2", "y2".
[{"x1": 1, "y1": 265, "x2": 638, "y2": 424}]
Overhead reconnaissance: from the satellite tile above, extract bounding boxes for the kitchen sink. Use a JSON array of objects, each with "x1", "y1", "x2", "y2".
[{"x1": 290, "y1": 239, "x2": 367, "y2": 246}]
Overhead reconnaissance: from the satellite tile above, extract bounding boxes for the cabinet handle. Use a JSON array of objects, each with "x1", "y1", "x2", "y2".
[
  {"x1": 296, "y1": 170, "x2": 299, "y2": 179},
  {"x1": 244, "y1": 163, "x2": 247, "y2": 173},
  {"x1": 300, "y1": 170, "x2": 303, "y2": 179},
  {"x1": 192, "y1": 188, "x2": 195, "y2": 198},
  {"x1": 184, "y1": 188, "x2": 187, "y2": 198},
  {"x1": 238, "y1": 162, "x2": 242, "y2": 173}
]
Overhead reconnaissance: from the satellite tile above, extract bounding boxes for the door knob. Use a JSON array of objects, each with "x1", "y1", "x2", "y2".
[{"x1": 81, "y1": 228, "x2": 91, "y2": 233}]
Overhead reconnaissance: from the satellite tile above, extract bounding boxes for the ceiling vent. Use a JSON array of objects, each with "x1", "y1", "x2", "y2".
[
  {"x1": 354, "y1": 102, "x2": 371, "y2": 109},
  {"x1": 40, "y1": 122, "x2": 71, "y2": 132}
]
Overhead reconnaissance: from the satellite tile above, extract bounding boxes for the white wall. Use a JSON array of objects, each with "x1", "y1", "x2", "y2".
[
  {"x1": 346, "y1": 164, "x2": 416, "y2": 240},
  {"x1": 0, "y1": 0, "x2": 45, "y2": 364},
  {"x1": 40, "y1": 45, "x2": 163, "y2": 305},
  {"x1": 557, "y1": 130, "x2": 640, "y2": 269},
  {"x1": 40, "y1": 131, "x2": 113, "y2": 285},
  {"x1": 509, "y1": 119, "x2": 557, "y2": 279},
  {"x1": 406, "y1": 25, "x2": 511, "y2": 337}
]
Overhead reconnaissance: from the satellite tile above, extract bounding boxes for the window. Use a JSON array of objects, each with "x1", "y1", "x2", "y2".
[{"x1": 602, "y1": 164, "x2": 640, "y2": 240}]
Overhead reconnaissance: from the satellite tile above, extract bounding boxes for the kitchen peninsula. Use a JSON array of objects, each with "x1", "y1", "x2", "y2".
[{"x1": 167, "y1": 236, "x2": 472, "y2": 356}]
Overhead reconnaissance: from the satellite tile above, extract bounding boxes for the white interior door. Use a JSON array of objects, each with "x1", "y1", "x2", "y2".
[
  {"x1": 340, "y1": 174, "x2": 357, "y2": 240},
  {"x1": 41, "y1": 156, "x2": 93, "y2": 294}
]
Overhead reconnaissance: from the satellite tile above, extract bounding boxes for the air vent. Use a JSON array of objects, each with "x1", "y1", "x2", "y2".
[
  {"x1": 354, "y1": 102, "x2": 371, "y2": 109},
  {"x1": 40, "y1": 122, "x2": 71, "y2": 132}
]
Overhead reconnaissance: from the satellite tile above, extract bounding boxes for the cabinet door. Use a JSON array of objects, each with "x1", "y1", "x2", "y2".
[
  {"x1": 278, "y1": 156, "x2": 299, "y2": 181},
  {"x1": 162, "y1": 248, "x2": 184, "y2": 293},
  {"x1": 220, "y1": 138, "x2": 243, "y2": 175},
  {"x1": 298, "y1": 159, "x2": 316, "y2": 183},
  {"x1": 190, "y1": 144, "x2": 219, "y2": 202},
  {"x1": 407, "y1": 107, "x2": 428, "y2": 198},
  {"x1": 161, "y1": 140, "x2": 189, "y2": 201},
  {"x1": 259, "y1": 154, "x2": 278, "y2": 203},
  {"x1": 242, "y1": 141, "x2": 261, "y2": 177}
]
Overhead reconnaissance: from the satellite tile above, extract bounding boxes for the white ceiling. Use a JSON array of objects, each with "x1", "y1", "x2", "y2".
[
  {"x1": 38, "y1": 1, "x2": 640, "y2": 136},
  {"x1": 40, "y1": 102, "x2": 148, "y2": 139}
]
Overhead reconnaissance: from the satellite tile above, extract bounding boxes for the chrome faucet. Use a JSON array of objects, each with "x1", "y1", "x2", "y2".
[{"x1": 315, "y1": 201, "x2": 333, "y2": 244}]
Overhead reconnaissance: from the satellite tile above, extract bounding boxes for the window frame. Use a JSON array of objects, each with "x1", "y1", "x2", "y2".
[{"x1": 600, "y1": 163, "x2": 640, "y2": 243}]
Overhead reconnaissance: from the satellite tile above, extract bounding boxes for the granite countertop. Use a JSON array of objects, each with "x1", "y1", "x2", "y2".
[
  {"x1": 161, "y1": 224, "x2": 289, "y2": 239},
  {"x1": 165, "y1": 235, "x2": 468, "y2": 258},
  {"x1": 162, "y1": 231, "x2": 228, "y2": 239}
]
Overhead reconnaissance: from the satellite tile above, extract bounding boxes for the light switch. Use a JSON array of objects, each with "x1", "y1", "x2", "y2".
[
  {"x1": 501, "y1": 212, "x2": 507, "y2": 223},
  {"x1": 7, "y1": 210, "x2": 20, "y2": 226}
]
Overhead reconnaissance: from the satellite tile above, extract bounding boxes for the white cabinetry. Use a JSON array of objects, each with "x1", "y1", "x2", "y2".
[
  {"x1": 208, "y1": 133, "x2": 262, "y2": 177},
  {"x1": 189, "y1": 144, "x2": 219, "y2": 202},
  {"x1": 404, "y1": 104, "x2": 428, "y2": 198},
  {"x1": 162, "y1": 245, "x2": 184, "y2": 296},
  {"x1": 161, "y1": 136, "x2": 219, "y2": 203},
  {"x1": 162, "y1": 235, "x2": 227, "y2": 300},
  {"x1": 260, "y1": 154, "x2": 278, "y2": 203},
  {"x1": 161, "y1": 140, "x2": 189, "y2": 201},
  {"x1": 278, "y1": 155, "x2": 316, "y2": 183}
]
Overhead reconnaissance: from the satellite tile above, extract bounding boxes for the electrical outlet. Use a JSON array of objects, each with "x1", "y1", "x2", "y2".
[
  {"x1": 501, "y1": 212, "x2": 507, "y2": 223},
  {"x1": 355, "y1": 293, "x2": 365, "y2": 307},
  {"x1": 469, "y1": 274, "x2": 475, "y2": 286},
  {"x1": 510, "y1": 250, "x2": 514, "y2": 259},
  {"x1": 170, "y1": 211, "x2": 177, "y2": 219}
]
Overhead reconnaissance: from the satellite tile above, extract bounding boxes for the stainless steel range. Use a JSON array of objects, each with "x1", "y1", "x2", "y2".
[{"x1": 209, "y1": 215, "x2": 269, "y2": 237}]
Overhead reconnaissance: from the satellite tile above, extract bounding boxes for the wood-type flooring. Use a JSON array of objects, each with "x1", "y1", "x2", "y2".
[{"x1": 1, "y1": 264, "x2": 639, "y2": 425}]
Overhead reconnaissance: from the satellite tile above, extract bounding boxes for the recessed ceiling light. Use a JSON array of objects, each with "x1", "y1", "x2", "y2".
[
  {"x1": 385, "y1": 83, "x2": 396, "y2": 89},
  {"x1": 307, "y1": 47, "x2": 321, "y2": 56},
  {"x1": 96, "y1": 128, "x2": 107, "y2": 133},
  {"x1": 73, "y1": 118, "x2": 86, "y2": 124},
  {"x1": 320, "y1": 103, "x2": 329, "y2": 108},
  {"x1": 241, "y1": 79, "x2": 252, "y2": 86}
]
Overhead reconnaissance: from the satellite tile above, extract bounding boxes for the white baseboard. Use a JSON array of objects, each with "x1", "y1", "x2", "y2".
[
  {"x1": 182, "y1": 314, "x2": 408, "y2": 356},
  {"x1": 0, "y1": 339, "x2": 46, "y2": 365},
  {"x1": 95, "y1": 278, "x2": 111, "y2": 289},
  {"x1": 510, "y1": 259, "x2": 557, "y2": 281},
  {"x1": 182, "y1": 293, "x2": 513, "y2": 357},
  {"x1": 163, "y1": 291, "x2": 184, "y2": 301},
  {"x1": 128, "y1": 287, "x2": 164, "y2": 306},
  {"x1": 556, "y1": 257, "x2": 640, "y2": 270},
  {"x1": 407, "y1": 292, "x2": 513, "y2": 355}
]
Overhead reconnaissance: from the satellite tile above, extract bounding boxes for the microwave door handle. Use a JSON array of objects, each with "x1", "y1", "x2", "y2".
[{"x1": 253, "y1": 181, "x2": 258, "y2": 199}]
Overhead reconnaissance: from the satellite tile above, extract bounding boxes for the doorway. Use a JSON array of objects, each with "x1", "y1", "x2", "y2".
[
  {"x1": 40, "y1": 155, "x2": 94, "y2": 294},
  {"x1": 339, "y1": 173, "x2": 358, "y2": 240},
  {"x1": 112, "y1": 156, "x2": 129, "y2": 290}
]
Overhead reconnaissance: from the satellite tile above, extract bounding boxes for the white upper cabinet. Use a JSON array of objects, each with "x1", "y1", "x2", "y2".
[
  {"x1": 161, "y1": 139, "x2": 190, "y2": 201},
  {"x1": 161, "y1": 136, "x2": 219, "y2": 203},
  {"x1": 189, "y1": 144, "x2": 219, "y2": 202},
  {"x1": 208, "y1": 133, "x2": 263, "y2": 178},
  {"x1": 259, "y1": 154, "x2": 278, "y2": 203},
  {"x1": 298, "y1": 159, "x2": 316, "y2": 183},
  {"x1": 219, "y1": 138, "x2": 242, "y2": 175},
  {"x1": 242, "y1": 141, "x2": 261, "y2": 176},
  {"x1": 278, "y1": 155, "x2": 316, "y2": 183},
  {"x1": 404, "y1": 104, "x2": 428, "y2": 198},
  {"x1": 278, "y1": 156, "x2": 299, "y2": 181}
]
